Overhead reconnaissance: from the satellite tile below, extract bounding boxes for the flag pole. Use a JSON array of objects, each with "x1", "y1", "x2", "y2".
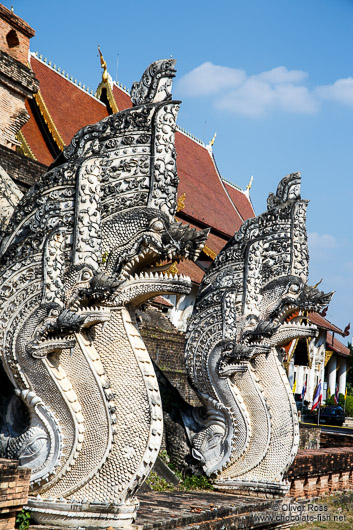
[{"x1": 317, "y1": 398, "x2": 321, "y2": 426}]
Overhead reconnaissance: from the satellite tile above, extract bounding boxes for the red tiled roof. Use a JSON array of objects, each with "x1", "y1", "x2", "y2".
[
  {"x1": 308, "y1": 312, "x2": 344, "y2": 335},
  {"x1": 29, "y1": 56, "x2": 108, "y2": 146},
  {"x1": 112, "y1": 84, "x2": 132, "y2": 111},
  {"x1": 206, "y1": 231, "x2": 228, "y2": 254},
  {"x1": 224, "y1": 181, "x2": 255, "y2": 221},
  {"x1": 326, "y1": 332, "x2": 350, "y2": 357},
  {"x1": 175, "y1": 132, "x2": 243, "y2": 236},
  {"x1": 177, "y1": 260, "x2": 205, "y2": 284},
  {"x1": 152, "y1": 296, "x2": 173, "y2": 307},
  {"x1": 22, "y1": 100, "x2": 54, "y2": 166}
]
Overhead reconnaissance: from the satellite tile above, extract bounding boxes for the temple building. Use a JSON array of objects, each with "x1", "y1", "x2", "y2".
[
  {"x1": 288, "y1": 312, "x2": 350, "y2": 404},
  {"x1": 0, "y1": 3, "x2": 350, "y2": 407}
]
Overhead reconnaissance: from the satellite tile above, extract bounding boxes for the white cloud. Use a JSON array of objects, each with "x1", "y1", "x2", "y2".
[
  {"x1": 274, "y1": 84, "x2": 318, "y2": 113},
  {"x1": 216, "y1": 78, "x2": 318, "y2": 116},
  {"x1": 177, "y1": 61, "x2": 246, "y2": 96},
  {"x1": 256, "y1": 66, "x2": 308, "y2": 84},
  {"x1": 308, "y1": 233, "x2": 338, "y2": 259},
  {"x1": 216, "y1": 78, "x2": 274, "y2": 116},
  {"x1": 178, "y1": 62, "x2": 318, "y2": 116},
  {"x1": 316, "y1": 77, "x2": 353, "y2": 107},
  {"x1": 178, "y1": 62, "x2": 353, "y2": 117},
  {"x1": 308, "y1": 232, "x2": 338, "y2": 249}
]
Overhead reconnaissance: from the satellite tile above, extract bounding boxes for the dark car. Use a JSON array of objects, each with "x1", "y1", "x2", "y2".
[{"x1": 319, "y1": 406, "x2": 345, "y2": 426}]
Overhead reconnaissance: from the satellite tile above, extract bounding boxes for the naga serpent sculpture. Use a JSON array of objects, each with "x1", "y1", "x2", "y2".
[
  {"x1": 0, "y1": 59, "x2": 208, "y2": 527},
  {"x1": 183, "y1": 173, "x2": 333, "y2": 495}
]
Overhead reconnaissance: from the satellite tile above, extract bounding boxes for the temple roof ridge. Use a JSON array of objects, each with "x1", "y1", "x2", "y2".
[
  {"x1": 308, "y1": 311, "x2": 345, "y2": 336},
  {"x1": 221, "y1": 177, "x2": 244, "y2": 193},
  {"x1": 112, "y1": 80, "x2": 131, "y2": 95},
  {"x1": 30, "y1": 51, "x2": 105, "y2": 104},
  {"x1": 175, "y1": 125, "x2": 204, "y2": 147}
]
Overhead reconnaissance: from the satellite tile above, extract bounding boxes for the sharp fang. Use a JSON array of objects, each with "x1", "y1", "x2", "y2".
[{"x1": 102, "y1": 321, "x2": 108, "y2": 333}]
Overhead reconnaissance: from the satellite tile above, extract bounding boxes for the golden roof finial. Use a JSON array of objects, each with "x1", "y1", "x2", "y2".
[
  {"x1": 314, "y1": 278, "x2": 323, "y2": 289},
  {"x1": 246, "y1": 176, "x2": 253, "y2": 192},
  {"x1": 209, "y1": 132, "x2": 217, "y2": 147},
  {"x1": 98, "y1": 45, "x2": 108, "y2": 84}
]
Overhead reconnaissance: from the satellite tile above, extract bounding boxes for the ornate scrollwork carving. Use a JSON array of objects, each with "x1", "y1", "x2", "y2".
[
  {"x1": 183, "y1": 172, "x2": 333, "y2": 494},
  {"x1": 0, "y1": 59, "x2": 208, "y2": 527}
]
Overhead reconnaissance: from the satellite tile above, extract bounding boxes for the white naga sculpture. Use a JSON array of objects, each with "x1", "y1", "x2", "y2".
[
  {"x1": 183, "y1": 173, "x2": 333, "y2": 495},
  {"x1": 0, "y1": 60, "x2": 208, "y2": 528},
  {"x1": 0, "y1": 56, "x2": 334, "y2": 528}
]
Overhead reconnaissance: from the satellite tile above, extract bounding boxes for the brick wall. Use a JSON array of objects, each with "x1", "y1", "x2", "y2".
[
  {"x1": 140, "y1": 324, "x2": 201, "y2": 407},
  {"x1": 0, "y1": 5, "x2": 35, "y2": 65},
  {"x1": 0, "y1": 6, "x2": 38, "y2": 150},
  {"x1": 138, "y1": 306, "x2": 201, "y2": 406},
  {"x1": 299, "y1": 424, "x2": 321, "y2": 450},
  {"x1": 287, "y1": 447, "x2": 353, "y2": 497},
  {"x1": 0, "y1": 459, "x2": 31, "y2": 530},
  {"x1": 0, "y1": 144, "x2": 47, "y2": 189},
  {"x1": 320, "y1": 430, "x2": 353, "y2": 448},
  {"x1": 0, "y1": 50, "x2": 39, "y2": 150}
]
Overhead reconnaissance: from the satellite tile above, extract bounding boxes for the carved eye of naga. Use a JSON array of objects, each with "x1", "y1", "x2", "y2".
[
  {"x1": 288, "y1": 283, "x2": 300, "y2": 294},
  {"x1": 80, "y1": 269, "x2": 93, "y2": 282},
  {"x1": 149, "y1": 219, "x2": 164, "y2": 232},
  {"x1": 245, "y1": 314, "x2": 259, "y2": 330}
]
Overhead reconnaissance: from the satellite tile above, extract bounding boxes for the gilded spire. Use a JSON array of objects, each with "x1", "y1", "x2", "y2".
[
  {"x1": 209, "y1": 132, "x2": 217, "y2": 147},
  {"x1": 98, "y1": 45, "x2": 108, "y2": 84},
  {"x1": 244, "y1": 176, "x2": 253, "y2": 199},
  {"x1": 246, "y1": 175, "x2": 253, "y2": 192}
]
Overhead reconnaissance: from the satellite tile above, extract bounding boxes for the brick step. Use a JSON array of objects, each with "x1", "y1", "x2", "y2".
[{"x1": 136, "y1": 490, "x2": 299, "y2": 529}]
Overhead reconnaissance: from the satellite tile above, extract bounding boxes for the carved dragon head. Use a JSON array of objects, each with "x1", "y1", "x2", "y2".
[
  {"x1": 193, "y1": 173, "x2": 333, "y2": 376},
  {"x1": 0, "y1": 58, "x2": 208, "y2": 361}
]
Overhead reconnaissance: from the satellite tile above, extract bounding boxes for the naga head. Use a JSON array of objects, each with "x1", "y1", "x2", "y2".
[
  {"x1": 0, "y1": 59, "x2": 208, "y2": 360},
  {"x1": 214, "y1": 173, "x2": 334, "y2": 376},
  {"x1": 130, "y1": 58, "x2": 176, "y2": 106}
]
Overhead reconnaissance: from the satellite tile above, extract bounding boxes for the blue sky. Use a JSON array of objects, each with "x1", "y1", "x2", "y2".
[{"x1": 8, "y1": 0, "x2": 353, "y2": 335}]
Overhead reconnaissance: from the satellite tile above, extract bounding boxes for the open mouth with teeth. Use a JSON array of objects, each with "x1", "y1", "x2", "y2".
[
  {"x1": 108, "y1": 223, "x2": 209, "y2": 305},
  {"x1": 27, "y1": 307, "x2": 111, "y2": 358},
  {"x1": 27, "y1": 222, "x2": 209, "y2": 358},
  {"x1": 218, "y1": 295, "x2": 328, "y2": 377},
  {"x1": 118, "y1": 225, "x2": 208, "y2": 281},
  {"x1": 110, "y1": 241, "x2": 196, "y2": 307},
  {"x1": 269, "y1": 305, "x2": 318, "y2": 347}
]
